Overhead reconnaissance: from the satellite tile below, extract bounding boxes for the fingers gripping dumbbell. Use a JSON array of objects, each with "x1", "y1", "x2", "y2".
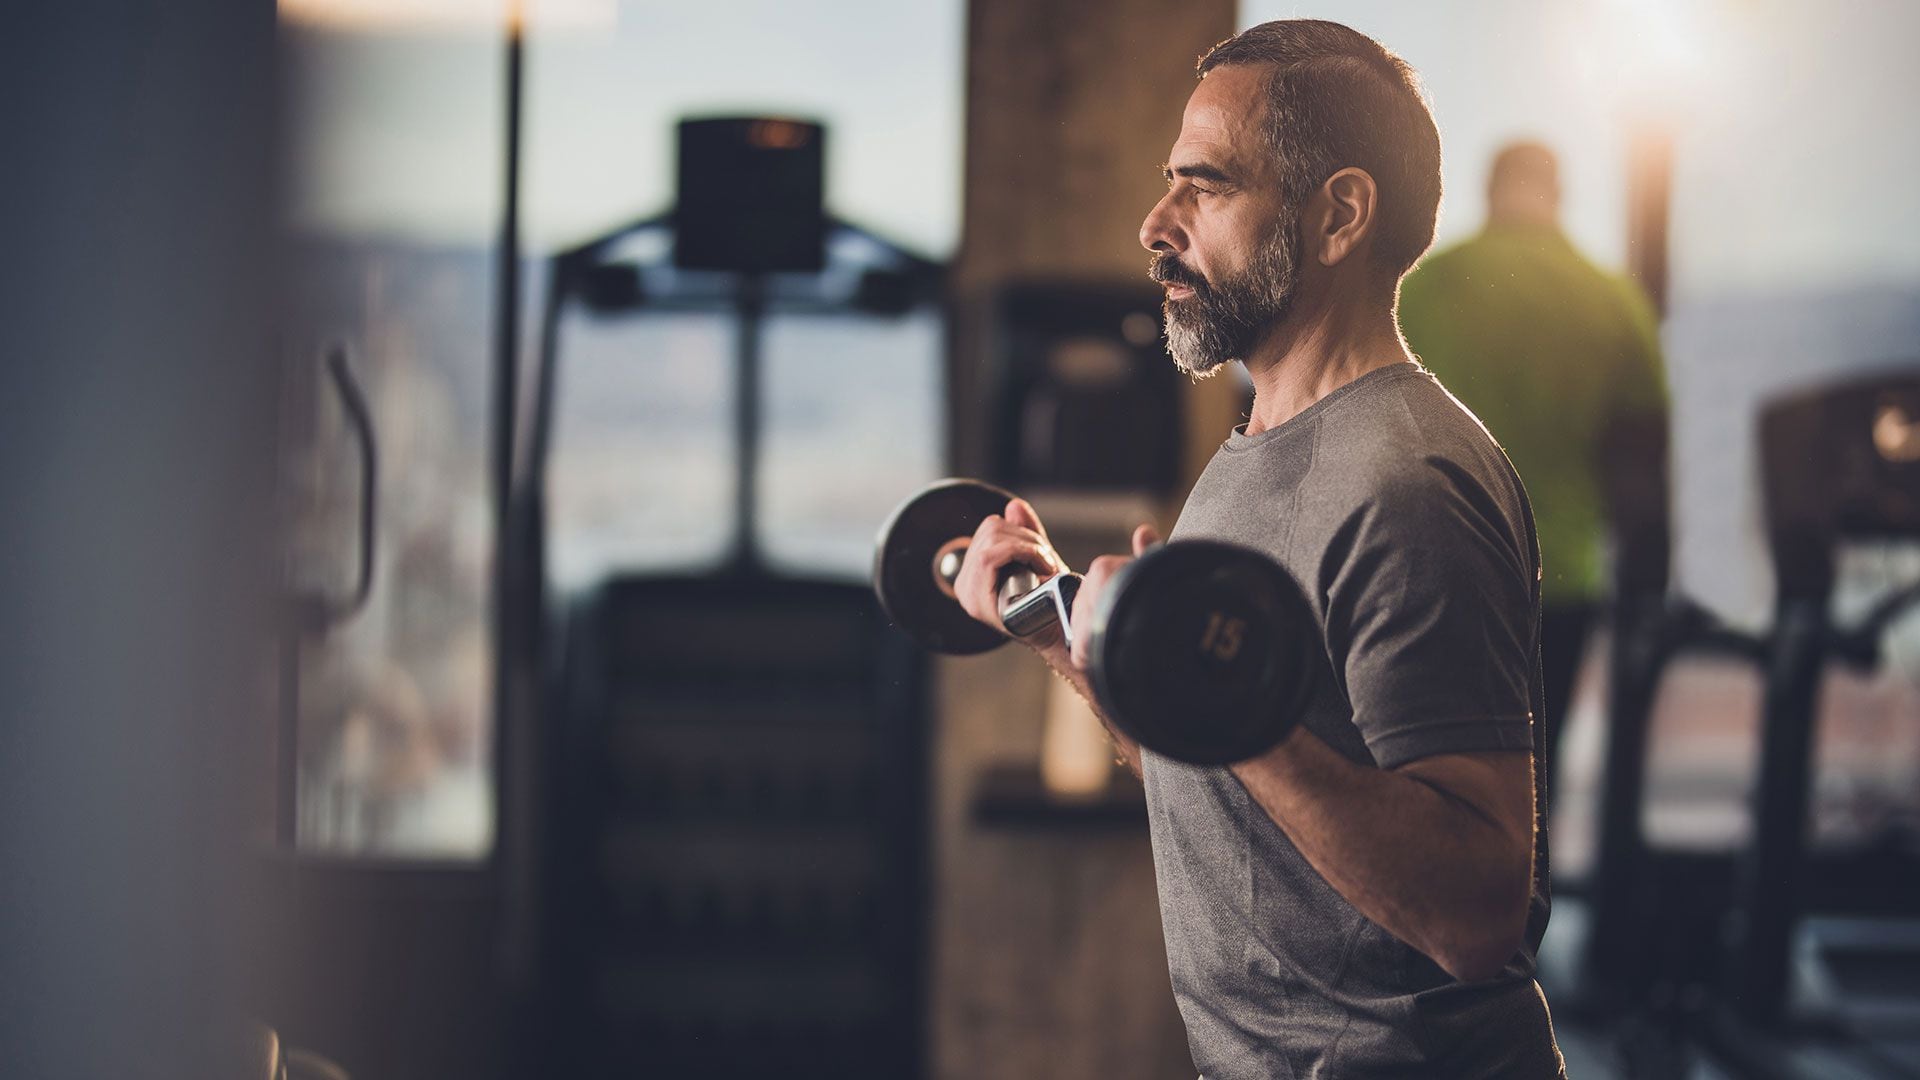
[{"x1": 872, "y1": 479, "x2": 1323, "y2": 765}]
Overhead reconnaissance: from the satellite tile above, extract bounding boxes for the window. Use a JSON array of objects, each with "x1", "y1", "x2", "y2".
[
  {"x1": 547, "y1": 311, "x2": 739, "y2": 588},
  {"x1": 276, "y1": 17, "x2": 506, "y2": 857},
  {"x1": 543, "y1": 236, "x2": 948, "y2": 589},
  {"x1": 527, "y1": 0, "x2": 963, "y2": 588},
  {"x1": 759, "y1": 311, "x2": 947, "y2": 580}
]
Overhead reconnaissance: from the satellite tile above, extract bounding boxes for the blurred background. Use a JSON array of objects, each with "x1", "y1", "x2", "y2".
[{"x1": 2, "y1": 0, "x2": 1916, "y2": 1077}]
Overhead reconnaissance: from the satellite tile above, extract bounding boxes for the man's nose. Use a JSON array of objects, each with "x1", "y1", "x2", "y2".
[{"x1": 1139, "y1": 193, "x2": 1186, "y2": 254}]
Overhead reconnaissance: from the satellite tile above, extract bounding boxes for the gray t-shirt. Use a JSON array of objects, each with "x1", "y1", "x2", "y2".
[{"x1": 1147, "y1": 362, "x2": 1563, "y2": 1079}]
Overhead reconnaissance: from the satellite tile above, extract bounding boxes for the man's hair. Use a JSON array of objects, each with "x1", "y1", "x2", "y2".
[
  {"x1": 1488, "y1": 140, "x2": 1559, "y2": 199},
  {"x1": 1197, "y1": 20, "x2": 1443, "y2": 281}
]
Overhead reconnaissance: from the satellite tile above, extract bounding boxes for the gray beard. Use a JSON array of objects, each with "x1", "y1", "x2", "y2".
[{"x1": 1161, "y1": 220, "x2": 1299, "y2": 378}]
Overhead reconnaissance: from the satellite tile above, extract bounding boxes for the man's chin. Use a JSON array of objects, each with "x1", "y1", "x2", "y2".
[
  {"x1": 1171, "y1": 351, "x2": 1232, "y2": 379},
  {"x1": 1164, "y1": 312, "x2": 1236, "y2": 378}
]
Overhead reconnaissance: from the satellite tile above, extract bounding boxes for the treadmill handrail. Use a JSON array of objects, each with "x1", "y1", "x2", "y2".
[{"x1": 292, "y1": 344, "x2": 379, "y2": 633}]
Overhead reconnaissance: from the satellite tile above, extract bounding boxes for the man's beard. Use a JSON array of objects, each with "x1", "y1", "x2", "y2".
[{"x1": 1149, "y1": 216, "x2": 1299, "y2": 378}]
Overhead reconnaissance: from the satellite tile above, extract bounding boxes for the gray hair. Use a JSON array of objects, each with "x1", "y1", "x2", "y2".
[{"x1": 1197, "y1": 19, "x2": 1444, "y2": 280}]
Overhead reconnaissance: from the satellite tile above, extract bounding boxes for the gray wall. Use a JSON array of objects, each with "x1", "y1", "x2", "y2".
[{"x1": 0, "y1": 4, "x2": 280, "y2": 1077}]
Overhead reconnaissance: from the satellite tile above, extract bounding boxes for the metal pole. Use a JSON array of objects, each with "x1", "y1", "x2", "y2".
[
  {"x1": 1726, "y1": 602, "x2": 1825, "y2": 1026},
  {"x1": 493, "y1": 7, "x2": 525, "y2": 606},
  {"x1": 490, "y1": 0, "x2": 525, "y2": 851},
  {"x1": 732, "y1": 273, "x2": 767, "y2": 572},
  {"x1": 1626, "y1": 124, "x2": 1674, "y2": 319},
  {"x1": 492, "y1": 0, "x2": 538, "y2": 1000}
]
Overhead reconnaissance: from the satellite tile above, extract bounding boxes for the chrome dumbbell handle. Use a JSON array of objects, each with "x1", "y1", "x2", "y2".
[
  {"x1": 935, "y1": 547, "x2": 1082, "y2": 648},
  {"x1": 999, "y1": 570, "x2": 1083, "y2": 647}
]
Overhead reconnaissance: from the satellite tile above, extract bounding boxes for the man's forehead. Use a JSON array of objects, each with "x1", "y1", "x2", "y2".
[{"x1": 1171, "y1": 65, "x2": 1269, "y2": 174}]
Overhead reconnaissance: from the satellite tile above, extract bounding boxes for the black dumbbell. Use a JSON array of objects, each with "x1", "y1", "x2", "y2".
[{"x1": 872, "y1": 479, "x2": 1322, "y2": 765}]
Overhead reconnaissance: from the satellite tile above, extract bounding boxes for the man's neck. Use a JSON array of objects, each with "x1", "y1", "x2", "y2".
[
  {"x1": 1486, "y1": 204, "x2": 1559, "y2": 230},
  {"x1": 1238, "y1": 288, "x2": 1411, "y2": 437}
]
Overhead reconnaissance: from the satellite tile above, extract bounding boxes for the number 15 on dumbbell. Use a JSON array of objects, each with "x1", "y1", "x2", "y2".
[{"x1": 872, "y1": 479, "x2": 1320, "y2": 765}]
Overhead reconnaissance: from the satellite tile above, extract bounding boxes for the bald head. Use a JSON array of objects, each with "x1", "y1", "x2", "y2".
[{"x1": 1487, "y1": 141, "x2": 1559, "y2": 228}]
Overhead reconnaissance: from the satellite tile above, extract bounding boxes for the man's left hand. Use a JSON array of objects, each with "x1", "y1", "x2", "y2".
[{"x1": 1066, "y1": 523, "x2": 1163, "y2": 671}]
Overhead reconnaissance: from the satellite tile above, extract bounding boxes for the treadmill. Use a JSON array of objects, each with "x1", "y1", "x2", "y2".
[{"x1": 1579, "y1": 371, "x2": 1920, "y2": 1078}]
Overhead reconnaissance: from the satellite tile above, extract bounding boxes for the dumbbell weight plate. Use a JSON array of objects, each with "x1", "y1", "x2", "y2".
[
  {"x1": 1086, "y1": 540, "x2": 1317, "y2": 765},
  {"x1": 872, "y1": 479, "x2": 1018, "y2": 656}
]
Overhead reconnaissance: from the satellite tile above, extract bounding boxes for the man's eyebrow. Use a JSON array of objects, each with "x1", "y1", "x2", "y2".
[{"x1": 1162, "y1": 161, "x2": 1237, "y2": 186}]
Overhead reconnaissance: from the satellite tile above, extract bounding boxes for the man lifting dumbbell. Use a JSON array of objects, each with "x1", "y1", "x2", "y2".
[
  {"x1": 891, "y1": 20, "x2": 1566, "y2": 1079},
  {"x1": 874, "y1": 478, "x2": 1323, "y2": 764}
]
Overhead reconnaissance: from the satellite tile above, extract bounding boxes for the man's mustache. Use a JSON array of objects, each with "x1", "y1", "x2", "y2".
[{"x1": 1149, "y1": 254, "x2": 1208, "y2": 294}]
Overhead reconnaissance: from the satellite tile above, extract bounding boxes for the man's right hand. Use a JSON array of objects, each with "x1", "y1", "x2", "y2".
[
  {"x1": 953, "y1": 497, "x2": 1149, "y2": 777},
  {"x1": 951, "y1": 497, "x2": 1066, "y2": 644}
]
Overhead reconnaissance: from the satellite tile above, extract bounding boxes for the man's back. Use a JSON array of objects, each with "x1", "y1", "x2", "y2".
[{"x1": 1397, "y1": 224, "x2": 1665, "y2": 605}]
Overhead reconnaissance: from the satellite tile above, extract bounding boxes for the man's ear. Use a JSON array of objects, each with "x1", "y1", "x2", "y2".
[{"x1": 1313, "y1": 167, "x2": 1379, "y2": 268}]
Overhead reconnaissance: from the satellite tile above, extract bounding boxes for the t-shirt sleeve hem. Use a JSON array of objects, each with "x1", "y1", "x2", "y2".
[{"x1": 1363, "y1": 715, "x2": 1536, "y2": 770}]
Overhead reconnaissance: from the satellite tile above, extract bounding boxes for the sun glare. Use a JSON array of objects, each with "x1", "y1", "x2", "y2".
[
  {"x1": 278, "y1": 0, "x2": 615, "y2": 32},
  {"x1": 1563, "y1": 0, "x2": 1738, "y2": 123}
]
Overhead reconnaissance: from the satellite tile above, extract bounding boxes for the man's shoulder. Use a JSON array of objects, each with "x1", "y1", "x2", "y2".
[
  {"x1": 1309, "y1": 370, "x2": 1526, "y2": 523},
  {"x1": 1406, "y1": 226, "x2": 1606, "y2": 288},
  {"x1": 1406, "y1": 234, "x2": 1484, "y2": 274},
  {"x1": 1315, "y1": 365, "x2": 1501, "y2": 472},
  {"x1": 1400, "y1": 230, "x2": 1518, "y2": 290}
]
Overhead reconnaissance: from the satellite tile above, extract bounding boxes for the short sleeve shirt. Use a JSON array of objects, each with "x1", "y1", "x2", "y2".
[{"x1": 1146, "y1": 362, "x2": 1562, "y2": 1079}]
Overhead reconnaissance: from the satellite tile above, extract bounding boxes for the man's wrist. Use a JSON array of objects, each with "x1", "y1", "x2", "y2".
[{"x1": 1020, "y1": 627, "x2": 1071, "y2": 670}]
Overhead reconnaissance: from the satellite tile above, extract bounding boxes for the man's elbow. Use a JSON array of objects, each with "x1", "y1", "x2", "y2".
[
  {"x1": 1433, "y1": 925, "x2": 1525, "y2": 984},
  {"x1": 1432, "y1": 874, "x2": 1531, "y2": 982}
]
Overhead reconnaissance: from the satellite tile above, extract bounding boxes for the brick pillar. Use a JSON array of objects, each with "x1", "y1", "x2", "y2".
[
  {"x1": 932, "y1": 4, "x2": 1236, "y2": 1079},
  {"x1": 949, "y1": 0, "x2": 1243, "y2": 490}
]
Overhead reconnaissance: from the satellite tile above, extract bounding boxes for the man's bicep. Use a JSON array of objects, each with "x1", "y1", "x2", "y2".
[{"x1": 1326, "y1": 472, "x2": 1537, "y2": 768}]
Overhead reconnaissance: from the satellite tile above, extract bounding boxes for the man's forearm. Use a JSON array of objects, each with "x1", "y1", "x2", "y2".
[
  {"x1": 1031, "y1": 640, "x2": 1142, "y2": 779},
  {"x1": 1231, "y1": 732, "x2": 1533, "y2": 982}
]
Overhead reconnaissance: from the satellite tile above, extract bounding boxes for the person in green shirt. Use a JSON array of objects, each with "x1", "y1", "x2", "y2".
[{"x1": 1397, "y1": 140, "x2": 1668, "y2": 778}]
